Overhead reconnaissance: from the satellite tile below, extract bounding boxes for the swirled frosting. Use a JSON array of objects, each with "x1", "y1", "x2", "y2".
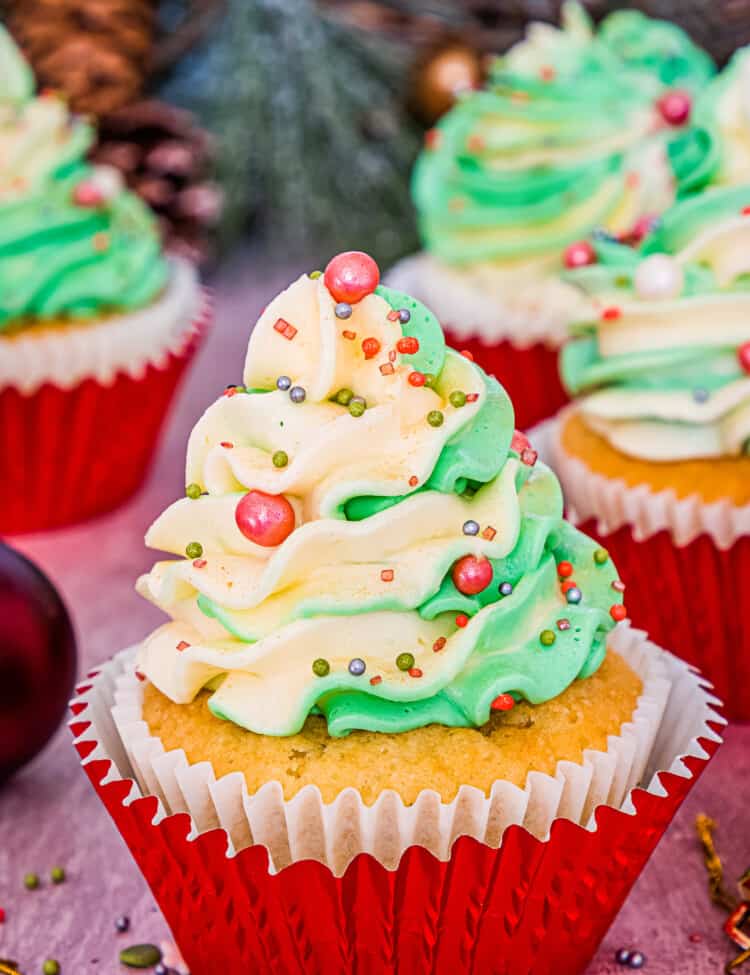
[
  {"x1": 0, "y1": 27, "x2": 168, "y2": 329},
  {"x1": 412, "y1": 3, "x2": 714, "y2": 268},
  {"x1": 136, "y1": 261, "x2": 624, "y2": 737},
  {"x1": 670, "y1": 46, "x2": 750, "y2": 196},
  {"x1": 561, "y1": 185, "x2": 750, "y2": 461}
]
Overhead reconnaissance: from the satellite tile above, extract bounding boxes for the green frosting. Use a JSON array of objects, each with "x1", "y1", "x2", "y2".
[
  {"x1": 412, "y1": 3, "x2": 714, "y2": 266},
  {"x1": 0, "y1": 28, "x2": 169, "y2": 330},
  {"x1": 195, "y1": 287, "x2": 624, "y2": 736}
]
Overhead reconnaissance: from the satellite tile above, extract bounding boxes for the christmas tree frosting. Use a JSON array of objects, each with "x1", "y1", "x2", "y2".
[{"x1": 137, "y1": 252, "x2": 625, "y2": 737}]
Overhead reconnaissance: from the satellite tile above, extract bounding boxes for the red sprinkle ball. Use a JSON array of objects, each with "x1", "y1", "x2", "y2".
[
  {"x1": 408, "y1": 371, "x2": 426, "y2": 387},
  {"x1": 362, "y1": 336, "x2": 381, "y2": 360},
  {"x1": 491, "y1": 694, "x2": 515, "y2": 712},
  {"x1": 610, "y1": 604, "x2": 627, "y2": 622},
  {"x1": 324, "y1": 251, "x2": 380, "y2": 305},
  {"x1": 560, "y1": 580, "x2": 578, "y2": 595},
  {"x1": 235, "y1": 490, "x2": 295, "y2": 547},
  {"x1": 381, "y1": 569, "x2": 394, "y2": 582},
  {"x1": 601, "y1": 306, "x2": 622, "y2": 321},
  {"x1": 657, "y1": 89, "x2": 692, "y2": 127},
  {"x1": 557, "y1": 561, "x2": 574, "y2": 579},
  {"x1": 455, "y1": 613, "x2": 469, "y2": 628},
  {"x1": 564, "y1": 240, "x2": 596, "y2": 269},
  {"x1": 409, "y1": 667, "x2": 423, "y2": 678},
  {"x1": 738, "y1": 341, "x2": 750, "y2": 374},
  {"x1": 408, "y1": 475, "x2": 419, "y2": 487},
  {"x1": 396, "y1": 336, "x2": 420, "y2": 355},
  {"x1": 433, "y1": 637, "x2": 446, "y2": 652},
  {"x1": 452, "y1": 555, "x2": 493, "y2": 595}
]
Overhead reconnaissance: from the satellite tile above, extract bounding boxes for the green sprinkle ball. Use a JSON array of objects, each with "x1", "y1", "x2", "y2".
[
  {"x1": 24, "y1": 873, "x2": 40, "y2": 890},
  {"x1": 42, "y1": 961, "x2": 60, "y2": 975},
  {"x1": 309, "y1": 270, "x2": 322, "y2": 279},
  {"x1": 50, "y1": 866, "x2": 66, "y2": 885},
  {"x1": 396, "y1": 652, "x2": 415, "y2": 671},
  {"x1": 334, "y1": 387, "x2": 353, "y2": 406},
  {"x1": 349, "y1": 397, "x2": 366, "y2": 418},
  {"x1": 272, "y1": 450, "x2": 289, "y2": 468},
  {"x1": 312, "y1": 658, "x2": 330, "y2": 677},
  {"x1": 449, "y1": 390, "x2": 467, "y2": 408},
  {"x1": 185, "y1": 541, "x2": 203, "y2": 560},
  {"x1": 540, "y1": 629, "x2": 556, "y2": 647},
  {"x1": 185, "y1": 483, "x2": 202, "y2": 500},
  {"x1": 427, "y1": 410, "x2": 444, "y2": 427},
  {"x1": 423, "y1": 373, "x2": 436, "y2": 388},
  {"x1": 593, "y1": 548, "x2": 609, "y2": 565}
]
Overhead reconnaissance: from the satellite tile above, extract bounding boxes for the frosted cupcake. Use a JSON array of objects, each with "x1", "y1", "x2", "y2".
[
  {"x1": 551, "y1": 185, "x2": 750, "y2": 719},
  {"x1": 388, "y1": 2, "x2": 714, "y2": 429},
  {"x1": 0, "y1": 27, "x2": 208, "y2": 533},
  {"x1": 72, "y1": 251, "x2": 722, "y2": 974}
]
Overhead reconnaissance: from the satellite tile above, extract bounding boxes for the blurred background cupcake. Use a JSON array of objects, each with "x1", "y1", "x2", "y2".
[
  {"x1": 0, "y1": 26, "x2": 209, "y2": 534},
  {"x1": 550, "y1": 184, "x2": 750, "y2": 719},
  {"x1": 387, "y1": 2, "x2": 714, "y2": 429}
]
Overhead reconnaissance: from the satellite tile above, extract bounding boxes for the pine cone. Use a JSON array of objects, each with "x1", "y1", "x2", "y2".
[
  {"x1": 91, "y1": 99, "x2": 223, "y2": 265},
  {"x1": 5, "y1": 0, "x2": 157, "y2": 115}
]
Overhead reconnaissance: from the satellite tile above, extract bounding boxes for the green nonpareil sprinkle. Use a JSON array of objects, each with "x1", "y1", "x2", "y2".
[
  {"x1": 50, "y1": 866, "x2": 65, "y2": 884},
  {"x1": 272, "y1": 450, "x2": 289, "y2": 468},
  {"x1": 24, "y1": 873, "x2": 39, "y2": 890},
  {"x1": 593, "y1": 548, "x2": 609, "y2": 565},
  {"x1": 396, "y1": 652, "x2": 415, "y2": 672},
  {"x1": 185, "y1": 483, "x2": 202, "y2": 500},
  {"x1": 423, "y1": 373, "x2": 436, "y2": 388},
  {"x1": 349, "y1": 398, "x2": 366, "y2": 417},
  {"x1": 312, "y1": 658, "x2": 330, "y2": 677},
  {"x1": 334, "y1": 387, "x2": 353, "y2": 406},
  {"x1": 540, "y1": 629, "x2": 556, "y2": 647},
  {"x1": 42, "y1": 961, "x2": 60, "y2": 975},
  {"x1": 427, "y1": 410, "x2": 444, "y2": 427},
  {"x1": 449, "y1": 390, "x2": 466, "y2": 408},
  {"x1": 186, "y1": 541, "x2": 203, "y2": 560}
]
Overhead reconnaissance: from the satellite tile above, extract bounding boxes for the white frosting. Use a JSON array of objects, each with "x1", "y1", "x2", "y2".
[{"x1": 0, "y1": 258, "x2": 204, "y2": 394}]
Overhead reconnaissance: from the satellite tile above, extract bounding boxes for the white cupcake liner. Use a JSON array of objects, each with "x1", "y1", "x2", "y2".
[
  {"x1": 1, "y1": 257, "x2": 203, "y2": 395},
  {"x1": 385, "y1": 253, "x2": 592, "y2": 348},
  {"x1": 539, "y1": 409, "x2": 750, "y2": 548},
  {"x1": 80, "y1": 625, "x2": 722, "y2": 877}
]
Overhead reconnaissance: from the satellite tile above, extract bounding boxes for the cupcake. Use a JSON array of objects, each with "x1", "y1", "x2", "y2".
[
  {"x1": 551, "y1": 185, "x2": 750, "y2": 720},
  {"x1": 0, "y1": 27, "x2": 209, "y2": 534},
  {"x1": 387, "y1": 2, "x2": 714, "y2": 429},
  {"x1": 72, "y1": 252, "x2": 722, "y2": 975}
]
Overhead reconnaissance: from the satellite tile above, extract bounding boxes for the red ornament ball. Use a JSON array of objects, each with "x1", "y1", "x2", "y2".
[
  {"x1": 235, "y1": 490, "x2": 295, "y2": 547},
  {"x1": 324, "y1": 252, "x2": 380, "y2": 305},
  {"x1": 452, "y1": 555, "x2": 493, "y2": 595},
  {"x1": 0, "y1": 544, "x2": 77, "y2": 783},
  {"x1": 564, "y1": 240, "x2": 596, "y2": 269},
  {"x1": 657, "y1": 90, "x2": 692, "y2": 126},
  {"x1": 739, "y1": 341, "x2": 750, "y2": 374}
]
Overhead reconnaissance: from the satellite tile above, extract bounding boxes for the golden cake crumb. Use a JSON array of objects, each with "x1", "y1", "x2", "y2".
[
  {"x1": 142, "y1": 649, "x2": 641, "y2": 805},
  {"x1": 561, "y1": 410, "x2": 750, "y2": 506}
]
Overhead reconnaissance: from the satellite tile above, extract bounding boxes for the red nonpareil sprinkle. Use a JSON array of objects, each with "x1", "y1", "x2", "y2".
[
  {"x1": 396, "y1": 336, "x2": 420, "y2": 355},
  {"x1": 455, "y1": 613, "x2": 469, "y2": 628},
  {"x1": 362, "y1": 337, "x2": 381, "y2": 359},
  {"x1": 481, "y1": 526, "x2": 497, "y2": 541},
  {"x1": 739, "y1": 341, "x2": 750, "y2": 373},
  {"x1": 342, "y1": 330, "x2": 356, "y2": 340},
  {"x1": 370, "y1": 675, "x2": 382, "y2": 686},
  {"x1": 610, "y1": 604, "x2": 627, "y2": 622},
  {"x1": 387, "y1": 310, "x2": 400, "y2": 322},
  {"x1": 601, "y1": 306, "x2": 622, "y2": 321},
  {"x1": 408, "y1": 371, "x2": 426, "y2": 387},
  {"x1": 491, "y1": 694, "x2": 515, "y2": 712},
  {"x1": 520, "y1": 448, "x2": 538, "y2": 466},
  {"x1": 465, "y1": 393, "x2": 479, "y2": 403},
  {"x1": 561, "y1": 580, "x2": 578, "y2": 594},
  {"x1": 408, "y1": 667, "x2": 423, "y2": 678},
  {"x1": 409, "y1": 475, "x2": 419, "y2": 487},
  {"x1": 433, "y1": 637, "x2": 446, "y2": 652},
  {"x1": 742, "y1": 206, "x2": 750, "y2": 215},
  {"x1": 135, "y1": 670, "x2": 146, "y2": 682},
  {"x1": 379, "y1": 362, "x2": 395, "y2": 376},
  {"x1": 220, "y1": 441, "x2": 234, "y2": 449},
  {"x1": 381, "y1": 569, "x2": 394, "y2": 582},
  {"x1": 193, "y1": 558, "x2": 207, "y2": 568},
  {"x1": 460, "y1": 349, "x2": 474, "y2": 362},
  {"x1": 557, "y1": 561, "x2": 574, "y2": 578},
  {"x1": 611, "y1": 580, "x2": 626, "y2": 592},
  {"x1": 176, "y1": 641, "x2": 191, "y2": 652}
]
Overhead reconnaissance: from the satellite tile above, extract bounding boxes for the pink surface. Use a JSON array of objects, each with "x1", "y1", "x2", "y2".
[{"x1": 0, "y1": 252, "x2": 747, "y2": 974}]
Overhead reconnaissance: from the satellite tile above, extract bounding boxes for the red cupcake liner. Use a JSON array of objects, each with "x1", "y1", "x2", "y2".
[
  {"x1": 443, "y1": 329, "x2": 568, "y2": 431},
  {"x1": 71, "y1": 646, "x2": 722, "y2": 975},
  {"x1": 578, "y1": 521, "x2": 750, "y2": 722},
  {"x1": 0, "y1": 294, "x2": 212, "y2": 535}
]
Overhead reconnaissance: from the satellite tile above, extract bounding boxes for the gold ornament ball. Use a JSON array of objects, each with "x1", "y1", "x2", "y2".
[{"x1": 411, "y1": 44, "x2": 483, "y2": 124}]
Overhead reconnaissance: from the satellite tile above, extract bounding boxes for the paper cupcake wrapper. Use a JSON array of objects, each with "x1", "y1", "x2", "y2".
[
  {"x1": 1, "y1": 289, "x2": 212, "y2": 534},
  {"x1": 70, "y1": 627, "x2": 723, "y2": 975},
  {"x1": 539, "y1": 411, "x2": 750, "y2": 720}
]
